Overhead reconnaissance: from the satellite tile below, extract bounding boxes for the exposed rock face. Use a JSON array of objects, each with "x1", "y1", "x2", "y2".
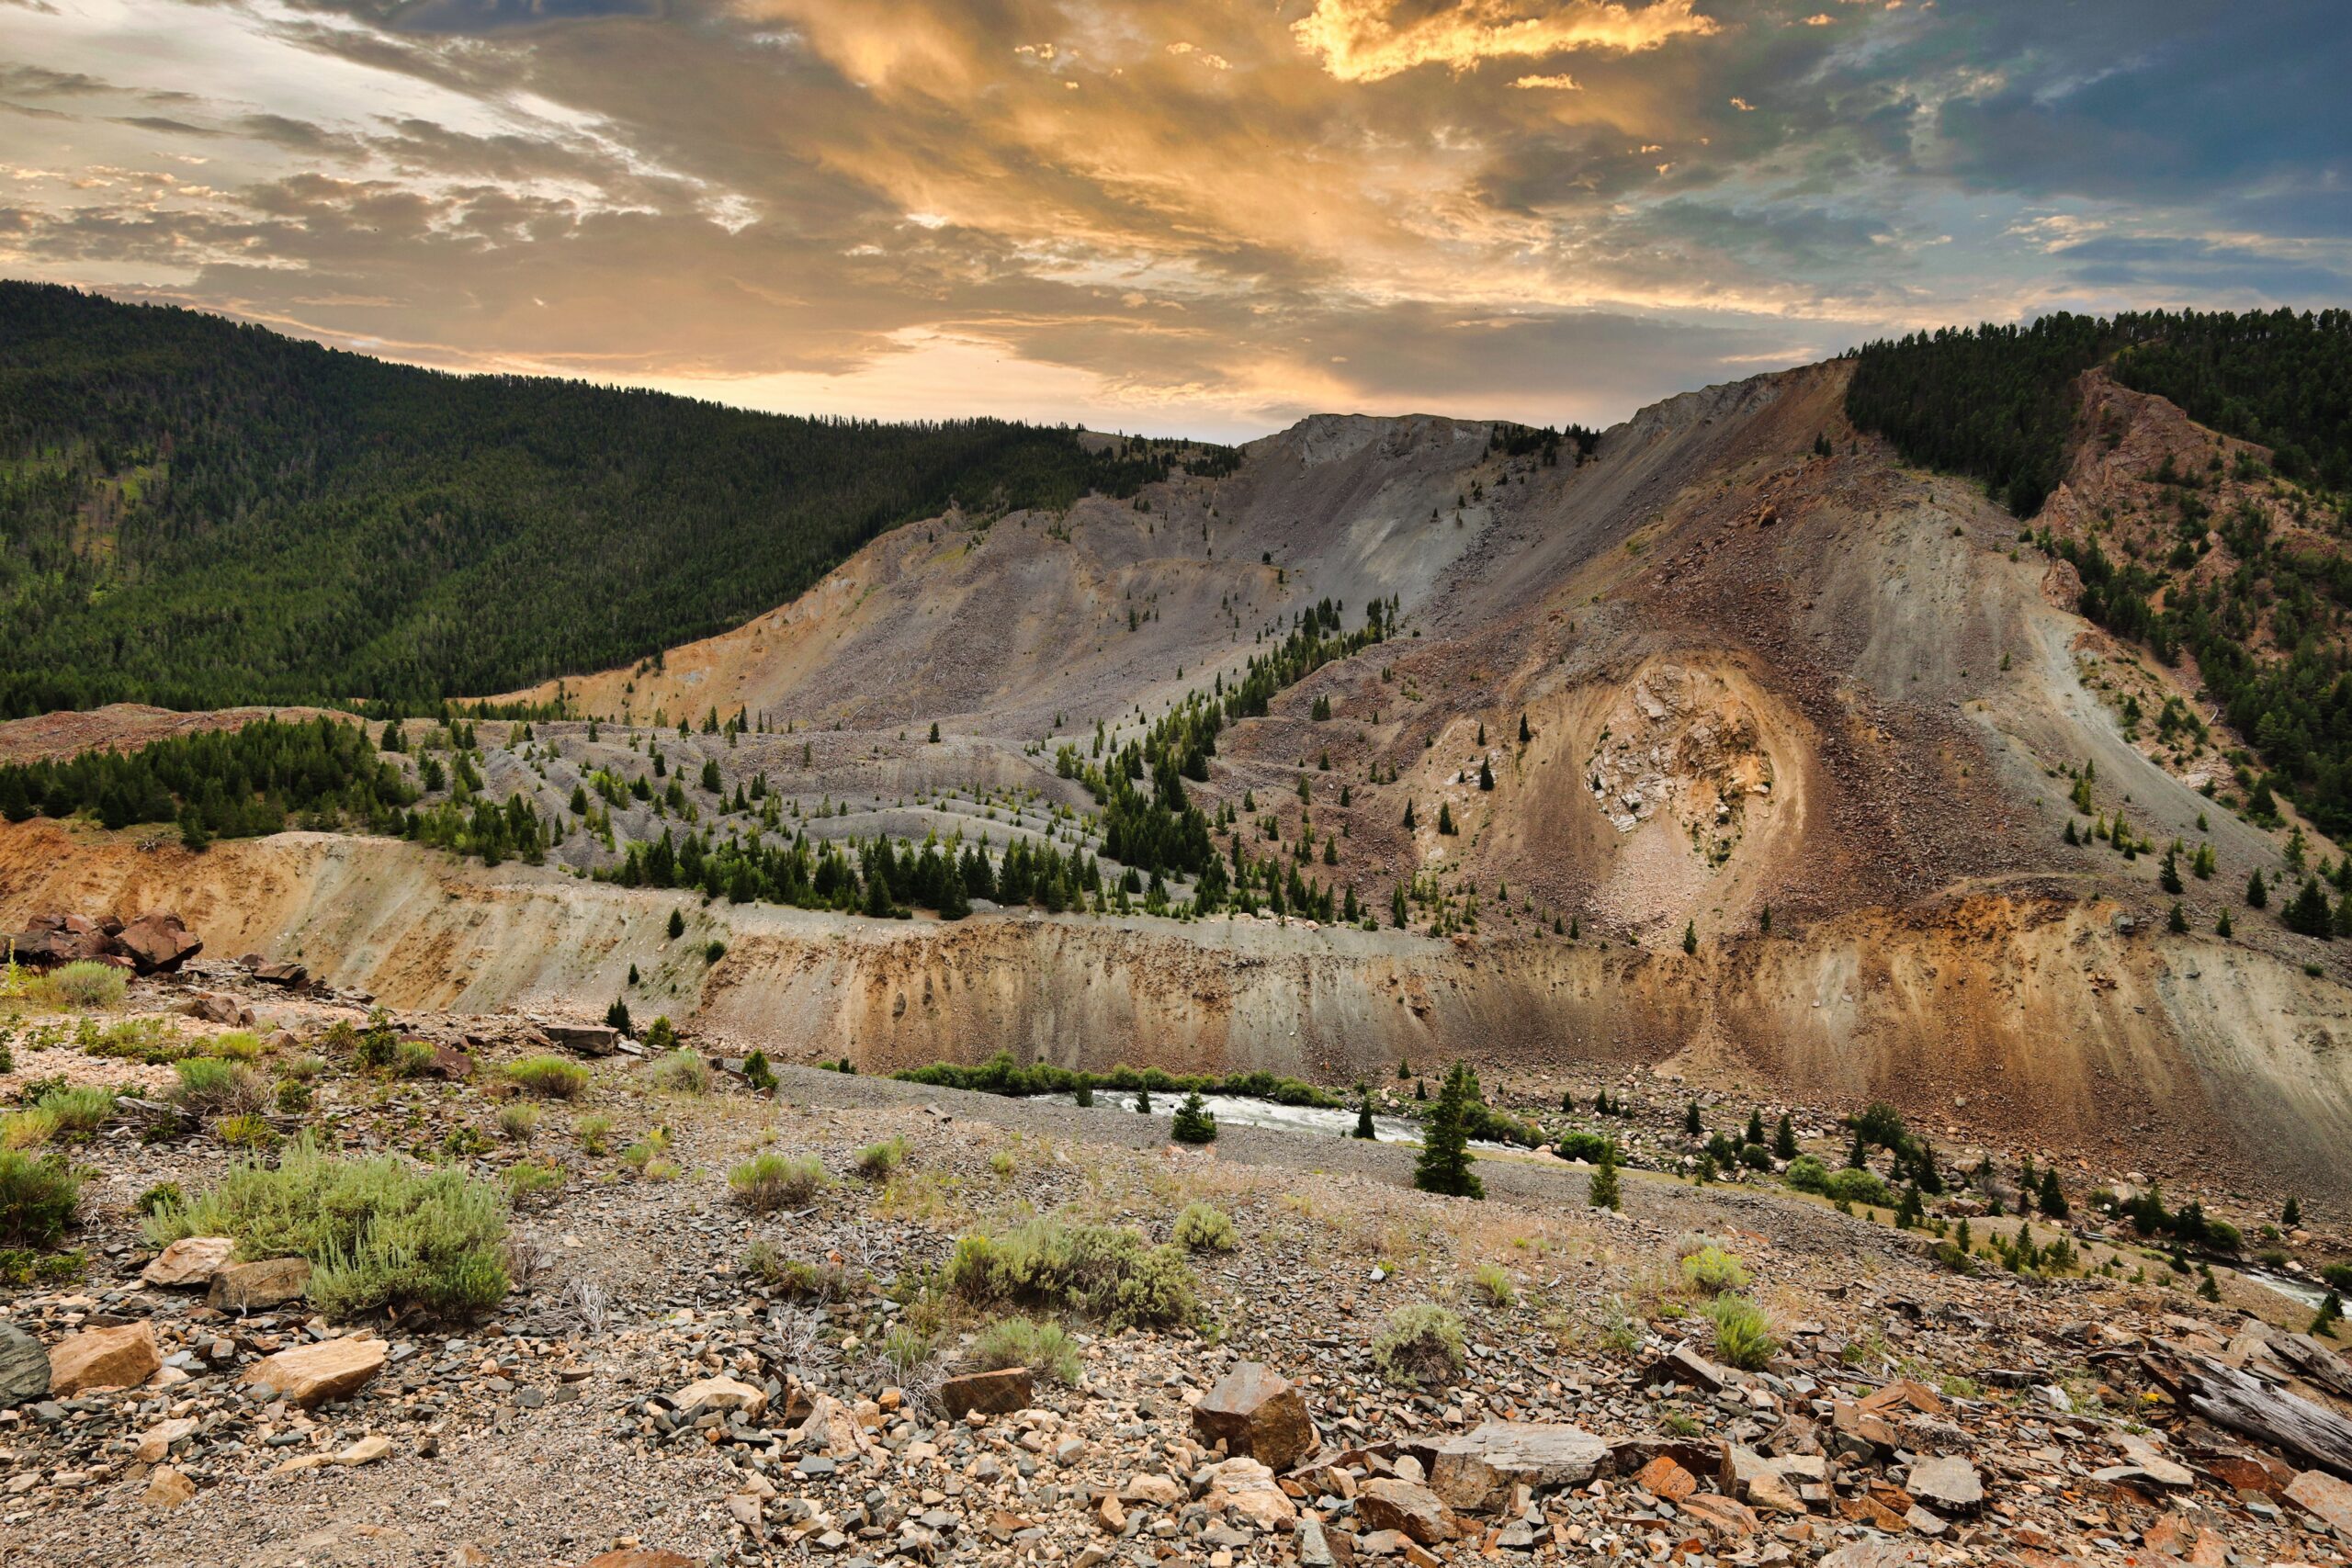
[
  {"x1": 48, "y1": 1321, "x2": 160, "y2": 1395},
  {"x1": 141, "y1": 1236, "x2": 236, "y2": 1288},
  {"x1": 1426, "y1": 1421, "x2": 1608, "y2": 1512},
  {"x1": 241, "y1": 1337, "x2": 387, "y2": 1406},
  {"x1": 207, "y1": 1257, "x2": 311, "y2": 1312},
  {"x1": 940, "y1": 1366, "x2": 1034, "y2": 1418},
  {"x1": 1192, "y1": 1361, "x2": 1317, "y2": 1471}
]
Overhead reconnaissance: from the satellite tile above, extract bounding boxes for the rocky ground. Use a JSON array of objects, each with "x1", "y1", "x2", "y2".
[{"x1": 3, "y1": 954, "x2": 2351, "y2": 1568}]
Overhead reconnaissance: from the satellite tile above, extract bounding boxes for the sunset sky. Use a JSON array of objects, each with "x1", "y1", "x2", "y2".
[{"x1": 4, "y1": 0, "x2": 2344, "y2": 439}]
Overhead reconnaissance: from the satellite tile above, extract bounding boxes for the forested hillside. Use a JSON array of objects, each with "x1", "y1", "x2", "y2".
[
  {"x1": 0, "y1": 283, "x2": 1204, "y2": 716},
  {"x1": 1847, "y1": 309, "x2": 2352, "y2": 835}
]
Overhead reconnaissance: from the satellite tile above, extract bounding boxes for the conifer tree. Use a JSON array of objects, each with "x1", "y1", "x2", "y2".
[
  {"x1": 2284, "y1": 1195, "x2": 2302, "y2": 1228},
  {"x1": 2160, "y1": 847, "x2": 2183, "y2": 894},
  {"x1": 2247, "y1": 867, "x2": 2268, "y2": 908},
  {"x1": 1747, "y1": 1108, "x2": 1765, "y2": 1146},
  {"x1": 1684, "y1": 1100, "x2": 1703, "y2": 1137},
  {"x1": 1519, "y1": 714, "x2": 1532, "y2": 744},
  {"x1": 1354, "y1": 1084, "x2": 1377, "y2": 1140},
  {"x1": 1413, "y1": 1061, "x2": 1484, "y2": 1199},
  {"x1": 2168, "y1": 902, "x2": 2188, "y2": 933},
  {"x1": 1588, "y1": 1146, "x2": 1621, "y2": 1211},
  {"x1": 1774, "y1": 1113, "x2": 1797, "y2": 1160},
  {"x1": 1682, "y1": 920, "x2": 1698, "y2": 954},
  {"x1": 1478, "y1": 759, "x2": 1494, "y2": 791},
  {"x1": 668, "y1": 908, "x2": 686, "y2": 940},
  {"x1": 605, "y1": 997, "x2": 633, "y2": 1033},
  {"x1": 1171, "y1": 1091, "x2": 1217, "y2": 1145}
]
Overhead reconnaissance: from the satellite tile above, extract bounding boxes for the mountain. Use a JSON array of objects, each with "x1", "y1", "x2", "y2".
[
  {"x1": 0, "y1": 282, "x2": 1207, "y2": 714},
  {"x1": 6, "y1": 298, "x2": 2352, "y2": 1196}
]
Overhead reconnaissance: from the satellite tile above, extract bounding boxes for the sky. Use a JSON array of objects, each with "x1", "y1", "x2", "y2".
[{"x1": 2, "y1": 0, "x2": 2346, "y2": 442}]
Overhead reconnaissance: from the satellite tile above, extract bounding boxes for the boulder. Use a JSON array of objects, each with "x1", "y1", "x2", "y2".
[
  {"x1": 241, "y1": 1336, "x2": 386, "y2": 1406},
  {"x1": 1427, "y1": 1421, "x2": 1607, "y2": 1513},
  {"x1": 1202, "y1": 1456, "x2": 1297, "y2": 1531},
  {"x1": 423, "y1": 1043, "x2": 477, "y2": 1079},
  {"x1": 940, "y1": 1365, "x2": 1033, "y2": 1418},
  {"x1": 118, "y1": 911, "x2": 201, "y2": 974},
  {"x1": 1679, "y1": 1493, "x2": 1762, "y2": 1540},
  {"x1": 48, "y1": 1321, "x2": 160, "y2": 1395},
  {"x1": 135, "y1": 1416, "x2": 198, "y2": 1463},
  {"x1": 0, "y1": 1322, "x2": 51, "y2": 1408},
  {"x1": 142, "y1": 1235, "x2": 237, "y2": 1289},
  {"x1": 1354, "y1": 1477, "x2": 1459, "y2": 1544},
  {"x1": 1192, "y1": 1361, "x2": 1317, "y2": 1471},
  {"x1": 177, "y1": 991, "x2": 251, "y2": 1027},
  {"x1": 208, "y1": 1256, "x2": 311, "y2": 1312},
  {"x1": 249, "y1": 959, "x2": 311, "y2": 989},
  {"x1": 675, "y1": 1375, "x2": 768, "y2": 1422},
  {"x1": 2288, "y1": 1470, "x2": 2352, "y2": 1537},
  {"x1": 1645, "y1": 1342, "x2": 1726, "y2": 1392},
  {"x1": 1905, "y1": 1455, "x2": 1984, "y2": 1514},
  {"x1": 543, "y1": 1022, "x2": 619, "y2": 1057},
  {"x1": 143, "y1": 1467, "x2": 198, "y2": 1508},
  {"x1": 1633, "y1": 1455, "x2": 1697, "y2": 1502}
]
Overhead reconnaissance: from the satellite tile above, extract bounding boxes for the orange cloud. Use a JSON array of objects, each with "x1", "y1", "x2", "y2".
[{"x1": 1291, "y1": 0, "x2": 1719, "y2": 85}]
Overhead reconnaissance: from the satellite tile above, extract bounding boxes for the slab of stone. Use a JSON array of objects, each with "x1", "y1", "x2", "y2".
[
  {"x1": 0, "y1": 1322, "x2": 50, "y2": 1408},
  {"x1": 241, "y1": 1336, "x2": 386, "y2": 1406},
  {"x1": 940, "y1": 1365, "x2": 1033, "y2": 1418},
  {"x1": 1193, "y1": 1361, "x2": 1317, "y2": 1472},
  {"x1": 48, "y1": 1321, "x2": 160, "y2": 1396},
  {"x1": 675, "y1": 1375, "x2": 768, "y2": 1421},
  {"x1": 1355, "y1": 1477, "x2": 1459, "y2": 1544},
  {"x1": 208, "y1": 1256, "x2": 311, "y2": 1312},
  {"x1": 2288, "y1": 1470, "x2": 2352, "y2": 1536},
  {"x1": 141, "y1": 1236, "x2": 236, "y2": 1288},
  {"x1": 1906, "y1": 1455, "x2": 1984, "y2": 1514},
  {"x1": 1427, "y1": 1421, "x2": 1608, "y2": 1513},
  {"x1": 1202, "y1": 1456, "x2": 1297, "y2": 1531},
  {"x1": 543, "y1": 1022, "x2": 619, "y2": 1056}
]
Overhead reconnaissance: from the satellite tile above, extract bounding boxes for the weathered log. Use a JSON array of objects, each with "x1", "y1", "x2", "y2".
[
  {"x1": 2185, "y1": 1356, "x2": 2352, "y2": 1481},
  {"x1": 2270, "y1": 1335, "x2": 2352, "y2": 1404}
]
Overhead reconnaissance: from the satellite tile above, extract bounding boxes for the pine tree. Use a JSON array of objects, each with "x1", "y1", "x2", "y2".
[
  {"x1": 1135, "y1": 1088, "x2": 1152, "y2": 1113},
  {"x1": 1684, "y1": 1100, "x2": 1702, "y2": 1136},
  {"x1": 605, "y1": 998, "x2": 633, "y2": 1033},
  {"x1": 1413, "y1": 1061, "x2": 1484, "y2": 1199},
  {"x1": 1437, "y1": 802, "x2": 1456, "y2": 835},
  {"x1": 2217, "y1": 909, "x2": 2233, "y2": 937},
  {"x1": 2315, "y1": 1291, "x2": 2344, "y2": 1338},
  {"x1": 1403, "y1": 800, "x2": 1417, "y2": 830},
  {"x1": 2167, "y1": 902, "x2": 2188, "y2": 933},
  {"x1": 1588, "y1": 1147, "x2": 1621, "y2": 1211},
  {"x1": 2284, "y1": 1195, "x2": 2302, "y2": 1228},
  {"x1": 1478, "y1": 759, "x2": 1494, "y2": 791},
  {"x1": 743, "y1": 1049, "x2": 778, "y2": 1093},
  {"x1": 1774, "y1": 1113, "x2": 1797, "y2": 1160},
  {"x1": 1746, "y1": 1108, "x2": 1765, "y2": 1146},
  {"x1": 2247, "y1": 867, "x2": 2268, "y2": 908},
  {"x1": 1354, "y1": 1085, "x2": 1377, "y2": 1140},
  {"x1": 1518, "y1": 714, "x2": 1532, "y2": 744},
  {"x1": 2160, "y1": 847, "x2": 2183, "y2": 894},
  {"x1": 1682, "y1": 920, "x2": 1698, "y2": 954},
  {"x1": 2038, "y1": 1168, "x2": 2069, "y2": 1218},
  {"x1": 2063, "y1": 820, "x2": 2079, "y2": 846},
  {"x1": 2284, "y1": 876, "x2": 2335, "y2": 939},
  {"x1": 627, "y1": 963, "x2": 639, "y2": 986},
  {"x1": 1171, "y1": 1091, "x2": 1217, "y2": 1145},
  {"x1": 668, "y1": 908, "x2": 686, "y2": 940},
  {"x1": 928, "y1": 722, "x2": 940, "y2": 743},
  {"x1": 1847, "y1": 1132, "x2": 1868, "y2": 1169}
]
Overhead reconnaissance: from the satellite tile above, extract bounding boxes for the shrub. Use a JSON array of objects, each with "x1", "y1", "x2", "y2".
[
  {"x1": 945, "y1": 1221, "x2": 1198, "y2": 1329},
  {"x1": 170, "y1": 1058, "x2": 263, "y2": 1116},
  {"x1": 505, "y1": 1159, "x2": 562, "y2": 1202},
  {"x1": 506, "y1": 1055, "x2": 591, "y2": 1100},
  {"x1": 37, "y1": 1085, "x2": 117, "y2": 1134},
  {"x1": 207, "y1": 1031, "x2": 266, "y2": 1062},
  {"x1": 743, "y1": 1049, "x2": 778, "y2": 1093},
  {"x1": 1785, "y1": 1155, "x2": 1831, "y2": 1193},
  {"x1": 216, "y1": 1112, "x2": 277, "y2": 1151},
  {"x1": 278, "y1": 1055, "x2": 326, "y2": 1081},
  {"x1": 647, "y1": 1049, "x2": 710, "y2": 1095},
  {"x1": 730, "y1": 1153, "x2": 827, "y2": 1211},
  {"x1": 1173, "y1": 1201, "x2": 1237, "y2": 1253},
  {"x1": 134, "y1": 1180, "x2": 185, "y2": 1216},
  {"x1": 1372, "y1": 1303, "x2": 1465, "y2": 1388},
  {"x1": 644, "y1": 1016, "x2": 677, "y2": 1051},
  {"x1": 0, "y1": 1110, "x2": 59, "y2": 1151},
  {"x1": 0, "y1": 1150, "x2": 84, "y2": 1247},
  {"x1": 622, "y1": 1124, "x2": 672, "y2": 1174},
  {"x1": 1474, "y1": 1263, "x2": 1516, "y2": 1306},
  {"x1": 1170, "y1": 1092, "x2": 1217, "y2": 1144},
  {"x1": 576, "y1": 1113, "x2": 615, "y2": 1155},
  {"x1": 498, "y1": 1103, "x2": 541, "y2": 1142},
  {"x1": 1680, "y1": 1245, "x2": 1749, "y2": 1294},
  {"x1": 969, "y1": 1315, "x2": 1082, "y2": 1383},
  {"x1": 744, "y1": 1242, "x2": 853, "y2": 1298},
  {"x1": 1556, "y1": 1130, "x2": 1615, "y2": 1164},
  {"x1": 275, "y1": 1078, "x2": 312, "y2": 1114},
  {"x1": 704, "y1": 939, "x2": 728, "y2": 965},
  {"x1": 1701, "y1": 1292, "x2": 1779, "y2": 1370},
  {"x1": 391, "y1": 1040, "x2": 439, "y2": 1079},
  {"x1": 444, "y1": 1124, "x2": 492, "y2": 1159},
  {"x1": 1824, "y1": 1168, "x2": 1892, "y2": 1208},
  {"x1": 41, "y1": 961, "x2": 127, "y2": 1010},
  {"x1": 855, "y1": 1137, "x2": 909, "y2": 1180},
  {"x1": 876, "y1": 1325, "x2": 940, "y2": 1382},
  {"x1": 145, "y1": 1138, "x2": 508, "y2": 1321}
]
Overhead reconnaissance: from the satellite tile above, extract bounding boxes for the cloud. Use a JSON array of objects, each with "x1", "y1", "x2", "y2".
[
  {"x1": 1510, "y1": 73, "x2": 1581, "y2": 89},
  {"x1": 1290, "y1": 0, "x2": 1719, "y2": 85}
]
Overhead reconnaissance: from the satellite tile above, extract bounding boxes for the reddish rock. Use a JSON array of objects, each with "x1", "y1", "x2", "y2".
[
  {"x1": 1634, "y1": 1455, "x2": 1697, "y2": 1502},
  {"x1": 939, "y1": 1366, "x2": 1033, "y2": 1417},
  {"x1": 2288, "y1": 1470, "x2": 2352, "y2": 1537},
  {"x1": 49, "y1": 1321, "x2": 161, "y2": 1395},
  {"x1": 117, "y1": 911, "x2": 202, "y2": 974},
  {"x1": 576, "y1": 1554, "x2": 695, "y2": 1568},
  {"x1": 1193, "y1": 1361, "x2": 1317, "y2": 1471},
  {"x1": 141, "y1": 1235, "x2": 236, "y2": 1288},
  {"x1": 241, "y1": 1336, "x2": 386, "y2": 1406},
  {"x1": 207, "y1": 1256, "x2": 311, "y2": 1311},
  {"x1": 1354, "y1": 1478, "x2": 1458, "y2": 1544}
]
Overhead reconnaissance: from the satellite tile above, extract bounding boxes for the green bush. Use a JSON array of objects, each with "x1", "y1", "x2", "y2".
[
  {"x1": 1679, "y1": 1245, "x2": 1749, "y2": 1294},
  {"x1": 144, "y1": 1137, "x2": 508, "y2": 1320},
  {"x1": 1555, "y1": 1130, "x2": 1616, "y2": 1164},
  {"x1": 41, "y1": 961, "x2": 127, "y2": 1010},
  {"x1": 945, "y1": 1220, "x2": 1197, "y2": 1329},
  {"x1": 37, "y1": 1085, "x2": 116, "y2": 1133},
  {"x1": 0, "y1": 1150, "x2": 84, "y2": 1247},
  {"x1": 1372, "y1": 1303, "x2": 1465, "y2": 1388},
  {"x1": 743, "y1": 1242, "x2": 852, "y2": 1298},
  {"x1": 1172, "y1": 1201, "x2": 1237, "y2": 1253},
  {"x1": 730, "y1": 1153, "x2": 827, "y2": 1212},
  {"x1": 1785, "y1": 1155, "x2": 1831, "y2": 1193},
  {"x1": 274, "y1": 1077, "x2": 311, "y2": 1114},
  {"x1": 505, "y1": 1159, "x2": 562, "y2": 1202},
  {"x1": 170, "y1": 1057, "x2": 263, "y2": 1116},
  {"x1": 498, "y1": 1103, "x2": 541, "y2": 1142},
  {"x1": 1473, "y1": 1263, "x2": 1516, "y2": 1306},
  {"x1": 646, "y1": 1048, "x2": 710, "y2": 1095},
  {"x1": 207, "y1": 1031, "x2": 266, "y2": 1062},
  {"x1": 1700, "y1": 1292, "x2": 1779, "y2": 1370},
  {"x1": 743, "y1": 1048, "x2": 778, "y2": 1093},
  {"x1": 216, "y1": 1112, "x2": 277, "y2": 1151},
  {"x1": 876, "y1": 1325, "x2": 939, "y2": 1379},
  {"x1": 506, "y1": 1055, "x2": 591, "y2": 1100},
  {"x1": 1170, "y1": 1092, "x2": 1217, "y2": 1145},
  {"x1": 575, "y1": 1113, "x2": 615, "y2": 1155},
  {"x1": 855, "y1": 1137, "x2": 909, "y2": 1180},
  {"x1": 969, "y1": 1315, "x2": 1082, "y2": 1383},
  {"x1": 1824, "y1": 1168, "x2": 1892, "y2": 1208},
  {"x1": 134, "y1": 1180, "x2": 185, "y2": 1216},
  {"x1": 0, "y1": 1110, "x2": 59, "y2": 1150}
]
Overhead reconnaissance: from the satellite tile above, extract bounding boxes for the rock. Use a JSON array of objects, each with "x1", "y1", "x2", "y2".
[
  {"x1": 48, "y1": 1321, "x2": 160, "y2": 1395},
  {"x1": 1202, "y1": 1456, "x2": 1297, "y2": 1531},
  {"x1": 134, "y1": 1416, "x2": 198, "y2": 1462},
  {"x1": 334, "y1": 1435, "x2": 392, "y2": 1465},
  {"x1": 543, "y1": 1022, "x2": 619, "y2": 1057},
  {"x1": 1633, "y1": 1455, "x2": 1696, "y2": 1502},
  {"x1": 940, "y1": 1366, "x2": 1033, "y2": 1418},
  {"x1": 1192, "y1": 1361, "x2": 1317, "y2": 1471},
  {"x1": 793, "y1": 1392, "x2": 868, "y2": 1456},
  {"x1": 1096, "y1": 1494, "x2": 1127, "y2": 1533},
  {"x1": 424, "y1": 1043, "x2": 476, "y2": 1078},
  {"x1": 207, "y1": 1256, "x2": 311, "y2": 1311},
  {"x1": 141, "y1": 1236, "x2": 237, "y2": 1288},
  {"x1": 1679, "y1": 1494, "x2": 1761, "y2": 1539},
  {"x1": 676, "y1": 1375, "x2": 768, "y2": 1422},
  {"x1": 1296, "y1": 1515, "x2": 1335, "y2": 1567},
  {"x1": 180, "y1": 991, "x2": 252, "y2": 1027},
  {"x1": 576, "y1": 1554, "x2": 696, "y2": 1568},
  {"x1": 241, "y1": 1336, "x2": 387, "y2": 1406},
  {"x1": 143, "y1": 1467, "x2": 198, "y2": 1508},
  {"x1": 1817, "y1": 1540, "x2": 1932, "y2": 1568},
  {"x1": 1120, "y1": 1472, "x2": 1183, "y2": 1507},
  {"x1": 1645, "y1": 1342, "x2": 1725, "y2": 1392},
  {"x1": 1905, "y1": 1455, "x2": 1983, "y2": 1514},
  {"x1": 118, "y1": 911, "x2": 201, "y2": 974},
  {"x1": 2092, "y1": 1435, "x2": 2194, "y2": 1491},
  {"x1": 0, "y1": 1322, "x2": 50, "y2": 1408},
  {"x1": 1426, "y1": 1421, "x2": 1607, "y2": 1513},
  {"x1": 1355, "y1": 1477, "x2": 1459, "y2": 1544},
  {"x1": 246, "y1": 958, "x2": 310, "y2": 989},
  {"x1": 1726, "y1": 1447, "x2": 1812, "y2": 1516},
  {"x1": 2287, "y1": 1470, "x2": 2352, "y2": 1536}
]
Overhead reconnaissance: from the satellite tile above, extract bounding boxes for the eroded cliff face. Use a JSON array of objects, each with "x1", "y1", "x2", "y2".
[{"x1": 7, "y1": 817, "x2": 2347, "y2": 1194}]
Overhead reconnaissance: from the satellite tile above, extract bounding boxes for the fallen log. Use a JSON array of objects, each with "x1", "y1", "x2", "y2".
[{"x1": 2186, "y1": 1356, "x2": 2352, "y2": 1481}]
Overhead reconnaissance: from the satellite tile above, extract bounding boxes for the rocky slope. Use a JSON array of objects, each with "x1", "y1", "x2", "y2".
[{"x1": 6, "y1": 361, "x2": 2352, "y2": 1199}]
